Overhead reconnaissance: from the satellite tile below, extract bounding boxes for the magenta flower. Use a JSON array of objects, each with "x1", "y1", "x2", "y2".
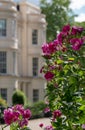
[
  {"x1": 48, "y1": 42, "x2": 57, "y2": 54},
  {"x1": 19, "y1": 118, "x2": 28, "y2": 128},
  {"x1": 42, "y1": 43, "x2": 50, "y2": 56},
  {"x1": 71, "y1": 26, "x2": 84, "y2": 35},
  {"x1": 70, "y1": 38, "x2": 83, "y2": 50},
  {"x1": 23, "y1": 109, "x2": 31, "y2": 119},
  {"x1": 39, "y1": 123, "x2": 44, "y2": 128},
  {"x1": 44, "y1": 107, "x2": 50, "y2": 113},
  {"x1": 4, "y1": 108, "x2": 15, "y2": 125},
  {"x1": 3, "y1": 104, "x2": 31, "y2": 130},
  {"x1": 62, "y1": 24, "x2": 70, "y2": 34},
  {"x1": 12, "y1": 104, "x2": 24, "y2": 114},
  {"x1": 45, "y1": 125, "x2": 54, "y2": 130},
  {"x1": 44, "y1": 71, "x2": 54, "y2": 81},
  {"x1": 57, "y1": 32, "x2": 63, "y2": 44},
  {"x1": 53, "y1": 110, "x2": 62, "y2": 119}
]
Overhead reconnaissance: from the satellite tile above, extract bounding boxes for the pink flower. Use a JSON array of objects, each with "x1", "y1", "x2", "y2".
[
  {"x1": 57, "y1": 32, "x2": 63, "y2": 44},
  {"x1": 82, "y1": 124, "x2": 85, "y2": 129},
  {"x1": 44, "y1": 71, "x2": 54, "y2": 81},
  {"x1": 19, "y1": 118, "x2": 28, "y2": 128},
  {"x1": 42, "y1": 43, "x2": 50, "y2": 57},
  {"x1": 44, "y1": 107, "x2": 50, "y2": 113},
  {"x1": 4, "y1": 108, "x2": 15, "y2": 125},
  {"x1": 53, "y1": 110, "x2": 62, "y2": 119},
  {"x1": 23, "y1": 109, "x2": 31, "y2": 119},
  {"x1": 48, "y1": 42, "x2": 57, "y2": 54},
  {"x1": 71, "y1": 26, "x2": 83, "y2": 35},
  {"x1": 45, "y1": 125, "x2": 54, "y2": 130},
  {"x1": 62, "y1": 24, "x2": 70, "y2": 34},
  {"x1": 12, "y1": 104, "x2": 24, "y2": 115},
  {"x1": 39, "y1": 123, "x2": 44, "y2": 128},
  {"x1": 70, "y1": 38, "x2": 83, "y2": 50}
]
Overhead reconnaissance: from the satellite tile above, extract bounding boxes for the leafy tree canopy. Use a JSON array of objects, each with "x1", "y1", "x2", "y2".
[{"x1": 40, "y1": 0, "x2": 75, "y2": 42}]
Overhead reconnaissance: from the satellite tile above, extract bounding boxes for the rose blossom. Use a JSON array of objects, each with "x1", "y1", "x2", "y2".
[
  {"x1": 53, "y1": 110, "x2": 62, "y2": 119},
  {"x1": 44, "y1": 71, "x2": 54, "y2": 81},
  {"x1": 23, "y1": 109, "x2": 31, "y2": 119},
  {"x1": 44, "y1": 107, "x2": 50, "y2": 113},
  {"x1": 4, "y1": 108, "x2": 15, "y2": 125},
  {"x1": 70, "y1": 38, "x2": 83, "y2": 50},
  {"x1": 39, "y1": 123, "x2": 44, "y2": 128}
]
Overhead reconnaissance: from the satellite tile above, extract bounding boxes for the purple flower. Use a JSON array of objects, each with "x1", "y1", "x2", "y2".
[
  {"x1": 48, "y1": 42, "x2": 57, "y2": 54},
  {"x1": 62, "y1": 24, "x2": 70, "y2": 33},
  {"x1": 23, "y1": 109, "x2": 31, "y2": 119},
  {"x1": 45, "y1": 125, "x2": 54, "y2": 130},
  {"x1": 82, "y1": 124, "x2": 85, "y2": 129},
  {"x1": 19, "y1": 118, "x2": 28, "y2": 128},
  {"x1": 70, "y1": 38, "x2": 83, "y2": 50},
  {"x1": 57, "y1": 32, "x2": 63, "y2": 44},
  {"x1": 71, "y1": 26, "x2": 84, "y2": 35},
  {"x1": 44, "y1": 107, "x2": 50, "y2": 113},
  {"x1": 42, "y1": 43, "x2": 50, "y2": 57},
  {"x1": 44, "y1": 71, "x2": 54, "y2": 81},
  {"x1": 4, "y1": 108, "x2": 15, "y2": 125}
]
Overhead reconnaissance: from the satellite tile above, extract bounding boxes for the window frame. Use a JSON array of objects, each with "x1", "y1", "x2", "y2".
[
  {"x1": 33, "y1": 89, "x2": 39, "y2": 102},
  {"x1": 0, "y1": 51, "x2": 7, "y2": 74},
  {"x1": 32, "y1": 57, "x2": 38, "y2": 77},
  {"x1": 0, "y1": 19, "x2": 6, "y2": 37},
  {"x1": 32, "y1": 29, "x2": 38, "y2": 45},
  {"x1": 0, "y1": 88, "x2": 7, "y2": 101}
]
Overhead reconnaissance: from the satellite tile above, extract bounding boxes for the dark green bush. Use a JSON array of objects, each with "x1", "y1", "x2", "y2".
[
  {"x1": 28, "y1": 101, "x2": 47, "y2": 119},
  {"x1": 12, "y1": 90, "x2": 26, "y2": 105}
]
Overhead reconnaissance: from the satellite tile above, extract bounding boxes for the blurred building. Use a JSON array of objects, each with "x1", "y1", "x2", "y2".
[{"x1": 0, "y1": 0, "x2": 46, "y2": 105}]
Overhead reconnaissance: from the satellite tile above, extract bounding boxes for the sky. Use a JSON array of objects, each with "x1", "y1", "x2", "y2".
[{"x1": 15, "y1": 0, "x2": 85, "y2": 22}]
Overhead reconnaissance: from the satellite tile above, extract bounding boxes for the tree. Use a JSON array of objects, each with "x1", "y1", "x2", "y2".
[{"x1": 40, "y1": 0, "x2": 74, "y2": 42}]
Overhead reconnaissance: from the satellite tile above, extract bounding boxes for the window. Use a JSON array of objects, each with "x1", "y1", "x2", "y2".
[
  {"x1": 0, "y1": 19, "x2": 6, "y2": 36},
  {"x1": 32, "y1": 57, "x2": 38, "y2": 76},
  {"x1": 32, "y1": 29, "x2": 38, "y2": 44},
  {"x1": 0, "y1": 52, "x2": 7, "y2": 73},
  {"x1": 33, "y1": 89, "x2": 39, "y2": 102},
  {"x1": 0, "y1": 88, "x2": 7, "y2": 101}
]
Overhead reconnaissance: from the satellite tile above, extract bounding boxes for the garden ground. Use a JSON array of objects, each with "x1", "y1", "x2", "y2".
[{"x1": 2, "y1": 118, "x2": 51, "y2": 130}]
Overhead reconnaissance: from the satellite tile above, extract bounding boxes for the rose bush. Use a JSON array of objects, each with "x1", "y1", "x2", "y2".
[
  {"x1": 1, "y1": 104, "x2": 31, "y2": 130},
  {"x1": 41, "y1": 25, "x2": 85, "y2": 130}
]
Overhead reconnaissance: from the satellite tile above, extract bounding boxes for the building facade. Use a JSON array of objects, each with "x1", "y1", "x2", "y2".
[{"x1": 0, "y1": 0, "x2": 46, "y2": 105}]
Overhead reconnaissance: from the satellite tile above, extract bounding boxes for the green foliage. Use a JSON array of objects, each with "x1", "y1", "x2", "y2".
[
  {"x1": 42, "y1": 25, "x2": 85, "y2": 129},
  {"x1": 0, "y1": 96, "x2": 7, "y2": 107},
  {"x1": 12, "y1": 90, "x2": 26, "y2": 105},
  {"x1": 29, "y1": 101, "x2": 46, "y2": 119},
  {"x1": 40, "y1": 0, "x2": 75, "y2": 42}
]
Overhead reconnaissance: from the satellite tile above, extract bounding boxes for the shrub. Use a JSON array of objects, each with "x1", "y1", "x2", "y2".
[
  {"x1": 0, "y1": 96, "x2": 7, "y2": 107},
  {"x1": 28, "y1": 101, "x2": 47, "y2": 119},
  {"x1": 41, "y1": 24, "x2": 85, "y2": 129},
  {"x1": 0, "y1": 96, "x2": 7, "y2": 124},
  {"x1": 12, "y1": 90, "x2": 26, "y2": 105}
]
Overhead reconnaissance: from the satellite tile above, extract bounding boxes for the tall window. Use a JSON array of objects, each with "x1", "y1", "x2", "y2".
[
  {"x1": 33, "y1": 89, "x2": 39, "y2": 102},
  {"x1": 0, "y1": 19, "x2": 6, "y2": 36},
  {"x1": 32, "y1": 29, "x2": 38, "y2": 44},
  {"x1": 0, "y1": 88, "x2": 7, "y2": 101},
  {"x1": 0, "y1": 52, "x2": 7, "y2": 73},
  {"x1": 32, "y1": 57, "x2": 38, "y2": 76}
]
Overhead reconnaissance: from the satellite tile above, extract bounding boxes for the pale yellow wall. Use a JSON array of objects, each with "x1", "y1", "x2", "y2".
[{"x1": 0, "y1": 0, "x2": 46, "y2": 105}]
